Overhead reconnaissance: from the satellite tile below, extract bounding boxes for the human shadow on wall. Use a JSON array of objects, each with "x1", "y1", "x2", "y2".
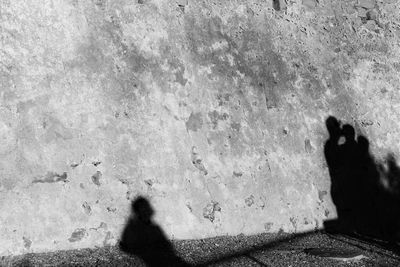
[
  {"x1": 324, "y1": 116, "x2": 400, "y2": 244},
  {"x1": 119, "y1": 196, "x2": 190, "y2": 267}
]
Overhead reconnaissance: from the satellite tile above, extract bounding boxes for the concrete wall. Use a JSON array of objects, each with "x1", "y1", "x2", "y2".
[{"x1": 1, "y1": 0, "x2": 399, "y2": 255}]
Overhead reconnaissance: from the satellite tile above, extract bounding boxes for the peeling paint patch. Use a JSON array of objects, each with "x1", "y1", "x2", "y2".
[
  {"x1": 258, "y1": 198, "x2": 266, "y2": 209},
  {"x1": 118, "y1": 177, "x2": 130, "y2": 185},
  {"x1": 203, "y1": 201, "x2": 221, "y2": 222},
  {"x1": 305, "y1": 138, "x2": 314, "y2": 153},
  {"x1": 82, "y1": 202, "x2": 92, "y2": 215},
  {"x1": 103, "y1": 231, "x2": 114, "y2": 246},
  {"x1": 23, "y1": 236, "x2": 32, "y2": 249},
  {"x1": 174, "y1": 66, "x2": 187, "y2": 86},
  {"x1": 90, "y1": 222, "x2": 108, "y2": 231},
  {"x1": 186, "y1": 203, "x2": 192, "y2": 212},
  {"x1": 144, "y1": 179, "x2": 153, "y2": 187},
  {"x1": 126, "y1": 191, "x2": 134, "y2": 200},
  {"x1": 233, "y1": 171, "x2": 242, "y2": 177},
  {"x1": 107, "y1": 207, "x2": 117, "y2": 213},
  {"x1": 92, "y1": 161, "x2": 101, "y2": 167},
  {"x1": 186, "y1": 112, "x2": 203, "y2": 132},
  {"x1": 91, "y1": 171, "x2": 102, "y2": 186},
  {"x1": 70, "y1": 162, "x2": 80, "y2": 168},
  {"x1": 290, "y1": 217, "x2": 297, "y2": 230},
  {"x1": 318, "y1": 190, "x2": 327, "y2": 202},
  {"x1": 325, "y1": 209, "x2": 330, "y2": 217},
  {"x1": 32, "y1": 172, "x2": 68, "y2": 184},
  {"x1": 360, "y1": 119, "x2": 374, "y2": 127},
  {"x1": 264, "y1": 222, "x2": 273, "y2": 231},
  {"x1": 93, "y1": 0, "x2": 107, "y2": 9},
  {"x1": 68, "y1": 228, "x2": 86, "y2": 242},
  {"x1": 191, "y1": 146, "x2": 208, "y2": 175},
  {"x1": 245, "y1": 195, "x2": 255, "y2": 207}
]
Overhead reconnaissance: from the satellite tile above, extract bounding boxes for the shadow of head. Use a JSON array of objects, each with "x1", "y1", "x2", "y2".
[
  {"x1": 342, "y1": 124, "x2": 355, "y2": 140},
  {"x1": 326, "y1": 116, "x2": 341, "y2": 139},
  {"x1": 132, "y1": 196, "x2": 154, "y2": 222}
]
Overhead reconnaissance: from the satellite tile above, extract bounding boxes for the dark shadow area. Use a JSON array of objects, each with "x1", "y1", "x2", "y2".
[
  {"x1": 119, "y1": 196, "x2": 190, "y2": 266},
  {"x1": 116, "y1": 116, "x2": 400, "y2": 266},
  {"x1": 323, "y1": 116, "x2": 400, "y2": 245}
]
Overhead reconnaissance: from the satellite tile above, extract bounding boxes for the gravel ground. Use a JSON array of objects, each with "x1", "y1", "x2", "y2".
[{"x1": 3, "y1": 231, "x2": 400, "y2": 266}]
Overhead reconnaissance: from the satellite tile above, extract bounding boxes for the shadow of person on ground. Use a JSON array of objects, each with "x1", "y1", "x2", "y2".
[
  {"x1": 119, "y1": 196, "x2": 190, "y2": 267},
  {"x1": 323, "y1": 116, "x2": 400, "y2": 243}
]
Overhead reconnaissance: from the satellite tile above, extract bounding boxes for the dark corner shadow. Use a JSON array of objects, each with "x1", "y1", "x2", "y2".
[
  {"x1": 323, "y1": 116, "x2": 400, "y2": 250},
  {"x1": 119, "y1": 196, "x2": 190, "y2": 267}
]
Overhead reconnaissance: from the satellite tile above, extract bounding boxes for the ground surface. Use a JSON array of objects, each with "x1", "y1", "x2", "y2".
[{"x1": 3, "y1": 231, "x2": 400, "y2": 266}]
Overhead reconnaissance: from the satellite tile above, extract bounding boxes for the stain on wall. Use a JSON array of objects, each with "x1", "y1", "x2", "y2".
[
  {"x1": 68, "y1": 229, "x2": 87, "y2": 243},
  {"x1": 0, "y1": 0, "x2": 400, "y2": 256}
]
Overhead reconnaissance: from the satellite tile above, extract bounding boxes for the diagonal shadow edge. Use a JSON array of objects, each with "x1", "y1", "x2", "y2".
[
  {"x1": 193, "y1": 229, "x2": 400, "y2": 266},
  {"x1": 193, "y1": 230, "x2": 319, "y2": 266}
]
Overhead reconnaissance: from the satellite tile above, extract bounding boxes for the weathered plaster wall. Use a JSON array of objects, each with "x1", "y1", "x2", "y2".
[{"x1": 1, "y1": 0, "x2": 400, "y2": 255}]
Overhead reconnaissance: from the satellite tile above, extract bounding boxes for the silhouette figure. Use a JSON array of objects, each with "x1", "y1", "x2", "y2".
[
  {"x1": 324, "y1": 116, "x2": 400, "y2": 243},
  {"x1": 338, "y1": 124, "x2": 359, "y2": 227},
  {"x1": 119, "y1": 197, "x2": 189, "y2": 267},
  {"x1": 324, "y1": 117, "x2": 347, "y2": 227}
]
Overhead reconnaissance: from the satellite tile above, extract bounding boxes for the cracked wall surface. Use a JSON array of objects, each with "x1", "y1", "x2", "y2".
[{"x1": 1, "y1": 0, "x2": 400, "y2": 255}]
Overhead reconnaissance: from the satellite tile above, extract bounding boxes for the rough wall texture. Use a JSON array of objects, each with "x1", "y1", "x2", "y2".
[{"x1": 1, "y1": 0, "x2": 400, "y2": 255}]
